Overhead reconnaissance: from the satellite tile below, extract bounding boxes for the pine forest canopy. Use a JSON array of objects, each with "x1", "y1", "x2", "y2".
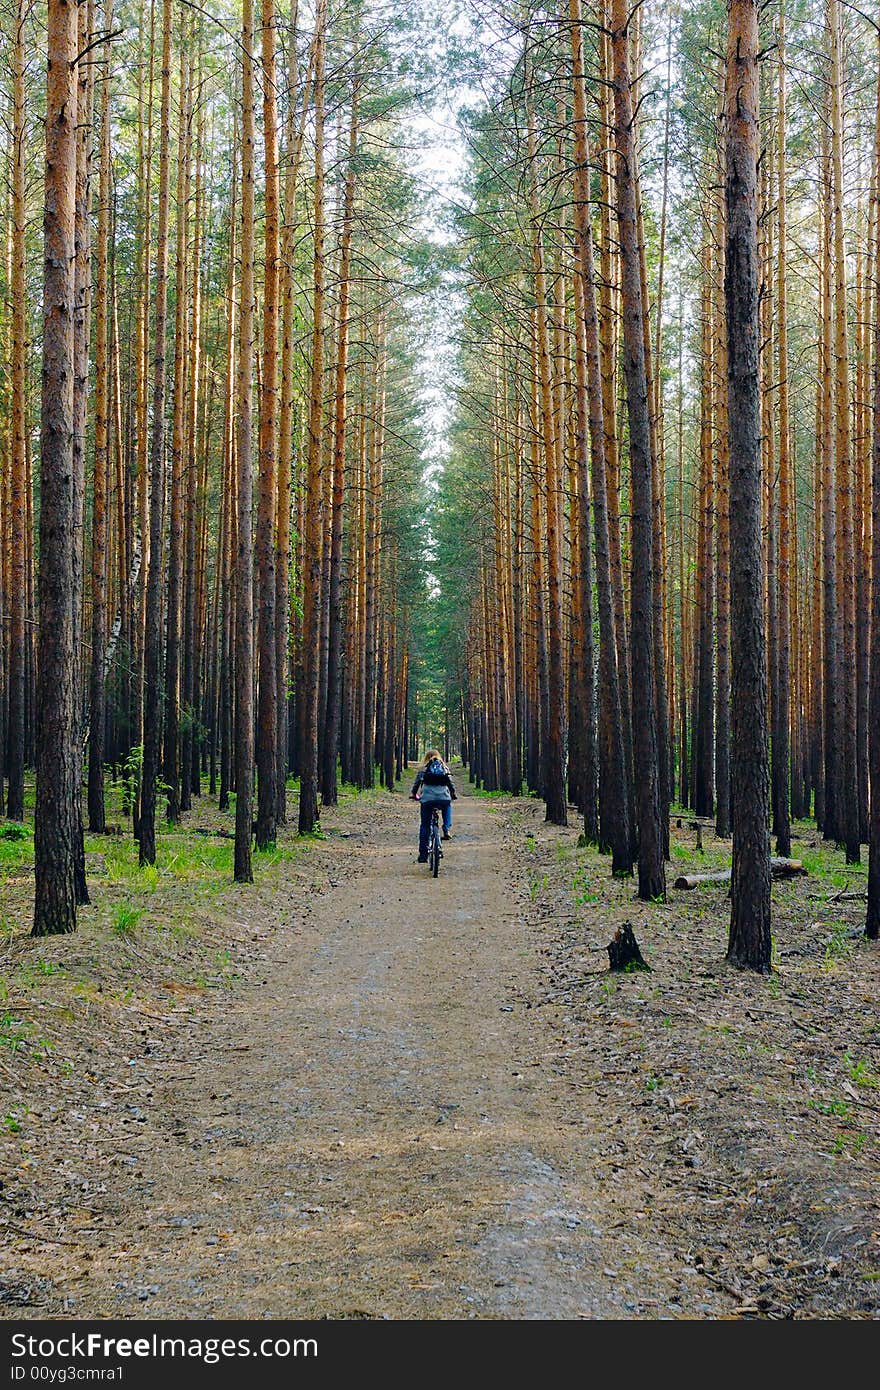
[{"x1": 1, "y1": 0, "x2": 880, "y2": 968}]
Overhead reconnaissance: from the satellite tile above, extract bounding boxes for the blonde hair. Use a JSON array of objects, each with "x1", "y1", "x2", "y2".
[{"x1": 422, "y1": 748, "x2": 443, "y2": 768}]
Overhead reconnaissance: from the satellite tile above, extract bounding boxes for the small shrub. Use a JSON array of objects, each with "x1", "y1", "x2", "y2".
[
  {"x1": 0, "y1": 822, "x2": 29, "y2": 842},
  {"x1": 112, "y1": 903, "x2": 141, "y2": 936}
]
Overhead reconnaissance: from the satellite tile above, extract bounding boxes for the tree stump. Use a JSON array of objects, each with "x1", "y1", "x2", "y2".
[{"x1": 608, "y1": 922, "x2": 650, "y2": 972}]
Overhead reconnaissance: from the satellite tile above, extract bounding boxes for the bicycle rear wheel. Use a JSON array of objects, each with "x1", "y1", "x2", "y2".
[{"x1": 430, "y1": 815, "x2": 441, "y2": 876}]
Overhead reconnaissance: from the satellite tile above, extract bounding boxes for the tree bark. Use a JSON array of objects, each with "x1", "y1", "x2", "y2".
[
  {"x1": 87, "y1": 3, "x2": 114, "y2": 834},
  {"x1": 724, "y1": 0, "x2": 772, "y2": 972},
  {"x1": 254, "y1": 0, "x2": 280, "y2": 848},
  {"x1": 322, "y1": 79, "x2": 359, "y2": 807},
  {"x1": 33, "y1": 0, "x2": 80, "y2": 936},
  {"x1": 829, "y1": 0, "x2": 859, "y2": 865},
  {"x1": 867, "y1": 33, "x2": 880, "y2": 939},
  {"x1": 139, "y1": 0, "x2": 173, "y2": 867},
  {"x1": 611, "y1": 0, "x2": 665, "y2": 901},
  {"x1": 7, "y1": 0, "x2": 28, "y2": 822},
  {"x1": 298, "y1": 0, "x2": 327, "y2": 833},
  {"x1": 234, "y1": 0, "x2": 257, "y2": 881},
  {"x1": 569, "y1": 0, "x2": 630, "y2": 872}
]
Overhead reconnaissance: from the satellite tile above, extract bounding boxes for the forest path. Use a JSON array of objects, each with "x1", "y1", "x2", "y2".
[
  {"x1": 7, "y1": 775, "x2": 876, "y2": 1319},
  {"x1": 32, "y1": 779, "x2": 640, "y2": 1319}
]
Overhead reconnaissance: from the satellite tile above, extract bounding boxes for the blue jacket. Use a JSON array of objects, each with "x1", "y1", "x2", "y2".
[{"x1": 410, "y1": 759, "x2": 457, "y2": 804}]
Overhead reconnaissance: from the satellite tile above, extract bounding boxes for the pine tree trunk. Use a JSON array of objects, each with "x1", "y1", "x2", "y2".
[
  {"x1": 233, "y1": 0, "x2": 257, "y2": 880},
  {"x1": 867, "y1": 33, "x2": 880, "y2": 939},
  {"x1": 7, "y1": 0, "x2": 28, "y2": 822},
  {"x1": 829, "y1": 0, "x2": 859, "y2": 864},
  {"x1": 322, "y1": 80, "x2": 358, "y2": 807},
  {"x1": 724, "y1": 0, "x2": 772, "y2": 972},
  {"x1": 139, "y1": 0, "x2": 173, "y2": 868},
  {"x1": 820, "y1": 140, "x2": 840, "y2": 843},
  {"x1": 70, "y1": 0, "x2": 93, "y2": 904},
  {"x1": 611, "y1": 0, "x2": 665, "y2": 901},
  {"x1": 254, "y1": 0, "x2": 280, "y2": 847},
  {"x1": 163, "y1": 34, "x2": 191, "y2": 827},
  {"x1": 569, "y1": 0, "x2": 630, "y2": 871},
  {"x1": 773, "y1": 13, "x2": 792, "y2": 857},
  {"x1": 33, "y1": 0, "x2": 80, "y2": 936},
  {"x1": 87, "y1": 5, "x2": 114, "y2": 834},
  {"x1": 298, "y1": 0, "x2": 327, "y2": 833},
  {"x1": 714, "y1": 179, "x2": 732, "y2": 839}
]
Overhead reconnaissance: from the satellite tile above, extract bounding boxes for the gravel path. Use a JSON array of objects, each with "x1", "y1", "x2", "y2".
[{"x1": 52, "y1": 786, "x2": 630, "y2": 1318}]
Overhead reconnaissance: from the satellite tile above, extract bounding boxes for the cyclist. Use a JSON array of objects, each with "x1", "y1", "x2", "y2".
[
  {"x1": 409, "y1": 749, "x2": 458, "y2": 863},
  {"x1": 436, "y1": 754, "x2": 455, "y2": 839}
]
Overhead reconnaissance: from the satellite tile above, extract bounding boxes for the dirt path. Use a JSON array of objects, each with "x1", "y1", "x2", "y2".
[
  {"x1": 3, "y1": 779, "x2": 877, "y2": 1319},
  {"x1": 33, "y1": 785, "x2": 630, "y2": 1319}
]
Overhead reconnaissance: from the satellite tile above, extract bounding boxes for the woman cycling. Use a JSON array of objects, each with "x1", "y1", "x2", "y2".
[{"x1": 409, "y1": 750, "x2": 457, "y2": 862}]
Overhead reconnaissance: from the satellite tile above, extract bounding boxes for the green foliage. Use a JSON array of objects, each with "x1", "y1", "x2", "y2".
[
  {"x1": 0, "y1": 823, "x2": 34, "y2": 882},
  {"x1": 112, "y1": 903, "x2": 142, "y2": 936},
  {"x1": 119, "y1": 745, "x2": 143, "y2": 818},
  {"x1": 808, "y1": 1098, "x2": 851, "y2": 1118},
  {"x1": 845, "y1": 1054, "x2": 879, "y2": 1089},
  {"x1": 0, "y1": 822, "x2": 29, "y2": 842},
  {"x1": 571, "y1": 865, "x2": 597, "y2": 906},
  {"x1": 823, "y1": 920, "x2": 853, "y2": 969}
]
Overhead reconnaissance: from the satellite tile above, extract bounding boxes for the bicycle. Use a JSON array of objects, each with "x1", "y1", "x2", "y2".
[{"x1": 426, "y1": 806, "x2": 443, "y2": 877}]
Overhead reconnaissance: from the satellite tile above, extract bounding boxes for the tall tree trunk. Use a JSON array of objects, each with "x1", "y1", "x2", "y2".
[
  {"x1": 163, "y1": 34, "x2": 191, "y2": 826},
  {"x1": 139, "y1": 0, "x2": 173, "y2": 867},
  {"x1": 254, "y1": 0, "x2": 280, "y2": 847},
  {"x1": 218, "y1": 121, "x2": 237, "y2": 815},
  {"x1": 714, "y1": 178, "x2": 732, "y2": 838},
  {"x1": 131, "y1": 0, "x2": 155, "y2": 843},
  {"x1": 33, "y1": 0, "x2": 80, "y2": 936},
  {"x1": 725, "y1": 0, "x2": 771, "y2": 972},
  {"x1": 322, "y1": 80, "x2": 359, "y2": 807},
  {"x1": 820, "y1": 139, "x2": 840, "y2": 843},
  {"x1": 829, "y1": 0, "x2": 859, "y2": 864},
  {"x1": 611, "y1": 0, "x2": 664, "y2": 901},
  {"x1": 87, "y1": 2, "x2": 114, "y2": 834},
  {"x1": 181, "y1": 96, "x2": 203, "y2": 813},
  {"x1": 70, "y1": 0, "x2": 93, "y2": 904},
  {"x1": 773, "y1": 12, "x2": 792, "y2": 857},
  {"x1": 7, "y1": 0, "x2": 28, "y2": 822},
  {"x1": 298, "y1": 0, "x2": 327, "y2": 834},
  {"x1": 694, "y1": 267, "x2": 715, "y2": 819},
  {"x1": 867, "y1": 33, "x2": 880, "y2": 939},
  {"x1": 274, "y1": 0, "x2": 302, "y2": 826},
  {"x1": 570, "y1": 0, "x2": 630, "y2": 871},
  {"x1": 234, "y1": 0, "x2": 257, "y2": 881}
]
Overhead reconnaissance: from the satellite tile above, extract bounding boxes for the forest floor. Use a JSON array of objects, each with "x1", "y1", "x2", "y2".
[{"x1": 0, "y1": 771, "x2": 878, "y2": 1320}]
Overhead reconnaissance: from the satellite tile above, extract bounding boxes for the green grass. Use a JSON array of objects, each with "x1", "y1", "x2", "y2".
[
  {"x1": 112, "y1": 902, "x2": 142, "y2": 936},
  {"x1": 808, "y1": 1098, "x2": 851, "y2": 1118},
  {"x1": 571, "y1": 864, "x2": 598, "y2": 905},
  {"x1": 845, "y1": 1053, "x2": 879, "y2": 1088},
  {"x1": 0, "y1": 823, "x2": 34, "y2": 882},
  {"x1": 0, "y1": 822, "x2": 29, "y2": 842},
  {"x1": 800, "y1": 842, "x2": 867, "y2": 888},
  {"x1": 823, "y1": 920, "x2": 853, "y2": 969},
  {"x1": 0, "y1": 1009, "x2": 31, "y2": 1053}
]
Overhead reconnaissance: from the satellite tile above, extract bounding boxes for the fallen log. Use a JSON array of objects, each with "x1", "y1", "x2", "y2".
[{"x1": 673, "y1": 857, "x2": 806, "y2": 890}]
